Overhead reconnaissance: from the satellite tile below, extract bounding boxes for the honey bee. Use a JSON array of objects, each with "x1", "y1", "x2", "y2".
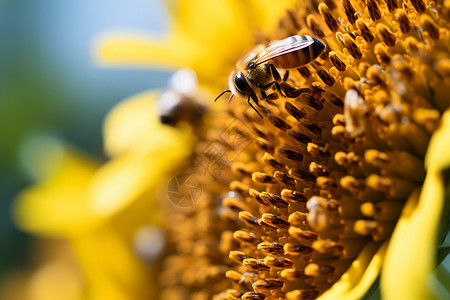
[
  {"x1": 157, "y1": 68, "x2": 206, "y2": 126},
  {"x1": 215, "y1": 35, "x2": 325, "y2": 118}
]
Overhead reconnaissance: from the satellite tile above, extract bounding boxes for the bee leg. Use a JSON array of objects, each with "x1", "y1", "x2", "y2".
[
  {"x1": 266, "y1": 93, "x2": 279, "y2": 100},
  {"x1": 273, "y1": 82, "x2": 283, "y2": 95},
  {"x1": 267, "y1": 63, "x2": 281, "y2": 82},
  {"x1": 261, "y1": 89, "x2": 279, "y2": 101},
  {"x1": 257, "y1": 81, "x2": 285, "y2": 97},
  {"x1": 283, "y1": 70, "x2": 290, "y2": 82},
  {"x1": 260, "y1": 90, "x2": 268, "y2": 99},
  {"x1": 266, "y1": 64, "x2": 288, "y2": 97},
  {"x1": 281, "y1": 82, "x2": 307, "y2": 98},
  {"x1": 248, "y1": 95, "x2": 263, "y2": 119},
  {"x1": 257, "y1": 81, "x2": 281, "y2": 91}
]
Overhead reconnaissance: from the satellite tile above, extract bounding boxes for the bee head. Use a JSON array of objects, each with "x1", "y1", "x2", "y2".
[{"x1": 233, "y1": 71, "x2": 254, "y2": 96}]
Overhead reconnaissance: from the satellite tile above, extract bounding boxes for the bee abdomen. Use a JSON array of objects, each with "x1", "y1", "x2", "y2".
[{"x1": 274, "y1": 35, "x2": 325, "y2": 69}]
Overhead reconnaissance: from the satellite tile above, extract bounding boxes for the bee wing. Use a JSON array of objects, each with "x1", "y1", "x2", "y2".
[{"x1": 252, "y1": 37, "x2": 315, "y2": 66}]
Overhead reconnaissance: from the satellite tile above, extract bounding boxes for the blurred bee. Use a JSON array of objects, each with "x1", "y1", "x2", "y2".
[
  {"x1": 157, "y1": 68, "x2": 206, "y2": 126},
  {"x1": 215, "y1": 35, "x2": 325, "y2": 118}
]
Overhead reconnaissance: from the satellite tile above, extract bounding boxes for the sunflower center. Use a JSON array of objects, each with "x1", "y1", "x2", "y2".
[{"x1": 158, "y1": 0, "x2": 450, "y2": 297}]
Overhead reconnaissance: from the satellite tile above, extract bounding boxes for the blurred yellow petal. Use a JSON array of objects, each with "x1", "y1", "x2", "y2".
[
  {"x1": 95, "y1": 33, "x2": 189, "y2": 69},
  {"x1": 90, "y1": 124, "x2": 193, "y2": 217},
  {"x1": 247, "y1": 0, "x2": 297, "y2": 32},
  {"x1": 319, "y1": 241, "x2": 387, "y2": 300},
  {"x1": 102, "y1": 90, "x2": 161, "y2": 157},
  {"x1": 72, "y1": 228, "x2": 154, "y2": 300},
  {"x1": 96, "y1": 31, "x2": 245, "y2": 87},
  {"x1": 164, "y1": 0, "x2": 295, "y2": 34},
  {"x1": 96, "y1": 87, "x2": 195, "y2": 217},
  {"x1": 95, "y1": 0, "x2": 296, "y2": 87},
  {"x1": 381, "y1": 178, "x2": 444, "y2": 299},
  {"x1": 13, "y1": 144, "x2": 101, "y2": 237},
  {"x1": 13, "y1": 126, "x2": 181, "y2": 299},
  {"x1": 381, "y1": 108, "x2": 450, "y2": 300},
  {"x1": 167, "y1": 0, "x2": 250, "y2": 35},
  {"x1": 425, "y1": 109, "x2": 450, "y2": 170},
  {"x1": 18, "y1": 134, "x2": 98, "y2": 184},
  {"x1": 14, "y1": 186, "x2": 95, "y2": 237}
]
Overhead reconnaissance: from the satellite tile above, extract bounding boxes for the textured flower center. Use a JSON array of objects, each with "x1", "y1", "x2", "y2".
[{"x1": 158, "y1": 0, "x2": 450, "y2": 298}]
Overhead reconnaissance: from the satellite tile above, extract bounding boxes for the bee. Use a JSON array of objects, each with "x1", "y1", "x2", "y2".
[
  {"x1": 215, "y1": 35, "x2": 325, "y2": 118},
  {"x1": 157, "y1": 68, "x2": 206, "y2": 126}
]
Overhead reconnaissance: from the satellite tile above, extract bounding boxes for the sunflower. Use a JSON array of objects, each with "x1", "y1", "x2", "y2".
[
  {"x1": 134, "y1": 0, "x2": 449, "y2": 299},
  {"x1": 13, "y1": 0, "x2": 450, "y2": 299}
]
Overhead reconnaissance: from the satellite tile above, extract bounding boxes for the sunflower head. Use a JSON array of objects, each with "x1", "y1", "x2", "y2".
[{"x1": 159, "y1": 0, "x2": 450, "y2": 298}]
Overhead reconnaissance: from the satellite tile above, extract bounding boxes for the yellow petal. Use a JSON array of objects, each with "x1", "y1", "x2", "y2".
[
  {"x1": 14, "y1": 186, "x2": 95, "y2": 237},
  {"x1": 246, "y1": 0, "x2": 298, "y2": 32},
  {"x1": 95, "y1": 31, "x2": 247, "y2": 86},
  {"x1": 425, "y1": 109, "x2": 450, "y2": 170},
  {"x1": 102, "y1": 90, "x2": 162, "y2": 157},
  {"x1": 318, "y1": 241, "x2": 387, "y2": 300},
  {"x1": 18, "y1": 134, "x2": 98, "y2": 182},
  {"x1": 13, "y1": 145, "x2": 101, "y2": 237},
  {"x1": 91, "y1": 124, "x2": 193, "y2": 217},
  {"x1": 94, "y1": 33, "x2": 192, "y2": 69},
  {"x1": 71, "y1": 227, "x2": 155, "y2": 300},
  {"x1": 167, "y1": 0, "x2": 249, "y2": 35},
  {"x1": 164, "y1": 0, "x2": 296, "y2": 33},
  {"x1": 381, "y1": 174, "x2": 444, "y2": 299},
  {"x1": 381, "y1": 109, "x2": 450, "y2": 299},
  {"x1": 94, "y1": 0, "x2": 297, "y2": 88}
]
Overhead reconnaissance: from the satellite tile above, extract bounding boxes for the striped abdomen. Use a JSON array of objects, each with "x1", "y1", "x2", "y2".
[{"x1": 264, "y1": 35, "x2": 325, "y2": 69}]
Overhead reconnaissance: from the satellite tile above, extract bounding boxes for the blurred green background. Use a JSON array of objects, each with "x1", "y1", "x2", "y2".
[{"x1": 0, "y1": 0, "x2": 173, "y2": 276}]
